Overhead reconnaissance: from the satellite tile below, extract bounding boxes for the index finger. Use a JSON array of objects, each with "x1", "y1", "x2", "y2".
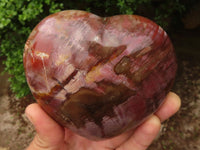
[{"x1": 155, "y1": 92, "x2": 181, "y2": 122}]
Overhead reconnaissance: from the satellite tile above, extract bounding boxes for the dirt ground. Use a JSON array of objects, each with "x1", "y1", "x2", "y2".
[
  {"x1": 0, "y1": 60, "x2": 35, "y2": 150},
  {"x1": 0, "y1": 28, "x2": 199, "y2": 150}
]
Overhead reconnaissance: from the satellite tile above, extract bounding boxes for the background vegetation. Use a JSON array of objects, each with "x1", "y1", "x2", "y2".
[{"x1": 0, "y1": 0, "x2": 198, "y2": 98}]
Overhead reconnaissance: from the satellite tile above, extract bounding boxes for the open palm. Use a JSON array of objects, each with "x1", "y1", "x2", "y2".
[{"x1": 26, "y1": 92, "x2": 180, "y2": 150}]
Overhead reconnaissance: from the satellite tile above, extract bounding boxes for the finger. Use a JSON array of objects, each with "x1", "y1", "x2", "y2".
[
  {"x1": 117, "y1": 115, "x2": 161, "y2": 150},
  {"x1": 25, "y1": 103, "x2": 64, "y2": 149},
  {"x1": 155, "y1": 92, "x2": 181, "y2": 122}
]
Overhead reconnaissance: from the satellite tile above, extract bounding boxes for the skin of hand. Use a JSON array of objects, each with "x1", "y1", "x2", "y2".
[{"x1": 25, "y1": 92, "x2": 181, "y2": 150}]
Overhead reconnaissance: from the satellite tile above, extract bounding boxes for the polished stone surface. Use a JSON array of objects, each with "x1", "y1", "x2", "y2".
[{"x1": 24, "y1": 10, "x2": 177, "y2": 140}]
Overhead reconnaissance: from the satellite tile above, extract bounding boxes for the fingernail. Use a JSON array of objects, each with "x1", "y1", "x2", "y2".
[{"x1": 25, "y1": 109, "x2": 33, "y2": 124}]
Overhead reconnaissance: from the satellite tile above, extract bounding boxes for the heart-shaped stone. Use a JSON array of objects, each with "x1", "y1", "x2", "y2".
[{"x1": 24, "y1": 10, "x2": 177, "y2": 140}]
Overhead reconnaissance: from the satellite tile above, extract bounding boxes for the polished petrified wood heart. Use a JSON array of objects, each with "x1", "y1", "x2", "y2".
[{"x1": 23, "y1": 10, "x2": 177, "y2": 140}]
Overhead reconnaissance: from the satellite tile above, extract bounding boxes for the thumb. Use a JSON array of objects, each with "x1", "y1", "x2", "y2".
[{"x1": 25, "y1": 103, "x2": 64, "y2": 150}]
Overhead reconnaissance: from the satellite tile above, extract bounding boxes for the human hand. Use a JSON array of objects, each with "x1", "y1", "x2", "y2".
[{"x1": 25, "y1": 92, "x2": 181, "y2": 150}]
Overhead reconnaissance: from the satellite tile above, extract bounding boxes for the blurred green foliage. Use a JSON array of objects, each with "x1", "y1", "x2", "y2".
[
  {"x1": 0, "y1": 0, "x2": 64, "y2": 98},
  {"x1": 0, "y1": 0, "x2": 197, "y2": 98}
]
